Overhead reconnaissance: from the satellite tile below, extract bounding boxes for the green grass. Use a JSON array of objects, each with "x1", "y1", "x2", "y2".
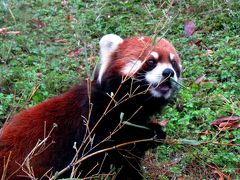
[{"x1": 0, "y1": 0, "x2": 239, "y2": 179}]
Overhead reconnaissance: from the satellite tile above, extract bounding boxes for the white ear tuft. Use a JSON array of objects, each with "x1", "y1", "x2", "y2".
[{"x1": 98, "y1": 34, "x2": 123, "y2": 83}]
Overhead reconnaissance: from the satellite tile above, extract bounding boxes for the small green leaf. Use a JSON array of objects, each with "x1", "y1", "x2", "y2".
[
  {"x1": 120, "y1": 112, "x2": 124, "y2": 121},
  {"x1": 123, "y1": 121, "x2": 150, "y2": 130},
  {"x1": 180, "y1": 139, "x2": 201, "y2": 146}
]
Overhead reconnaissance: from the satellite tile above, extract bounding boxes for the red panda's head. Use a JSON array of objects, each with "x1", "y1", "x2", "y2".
[{"x1": 98, "y1": 34, "x2": 182, "y2": 99}]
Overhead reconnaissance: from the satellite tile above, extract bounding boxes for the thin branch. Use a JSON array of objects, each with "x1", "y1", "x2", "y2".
[{"x1": 50, "y1": 138, "x2": 156, "y2": 179}]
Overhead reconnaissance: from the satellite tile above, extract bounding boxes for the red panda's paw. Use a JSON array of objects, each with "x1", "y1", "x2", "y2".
[{"x1": 147, "y1": 122, "x2": 166, "y2": 143}]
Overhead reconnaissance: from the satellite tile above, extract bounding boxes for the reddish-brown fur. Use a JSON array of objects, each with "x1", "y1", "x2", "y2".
[
  {"x1": 0, "y1": 35, "x2": 181, "y2": 179},
  {"x1": 109, "y1": 36, "x2": 180, "y2": 75},
  {"x1": 0, "y1": 86, "x2": 87, "y2": 178}
]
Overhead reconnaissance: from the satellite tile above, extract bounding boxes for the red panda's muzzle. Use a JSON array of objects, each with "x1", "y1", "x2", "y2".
[{"x1": 155, "y1": 81, "x2": 172, "y2": 94}]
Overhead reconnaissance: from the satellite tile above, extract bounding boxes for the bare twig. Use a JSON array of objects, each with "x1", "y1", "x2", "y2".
[
  {"x1": 50, "y1": 138, "x2": 156, "y2": 179},
  {"x1": 1, "y1": 152, "x2": 12, "y2": 180},
  {"x1": 7, "y1": 124, "x2": 57, "y2": 180}
]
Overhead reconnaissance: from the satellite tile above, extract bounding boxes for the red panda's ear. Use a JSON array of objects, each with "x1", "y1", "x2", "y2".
[{"x1": 98, "y1": 34, "x2": 123, "y2": 83}]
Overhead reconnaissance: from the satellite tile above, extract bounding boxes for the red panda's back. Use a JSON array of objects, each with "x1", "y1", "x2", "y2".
[{"x1": 0, "y1": 86, "x2": 86, "y2": 178}]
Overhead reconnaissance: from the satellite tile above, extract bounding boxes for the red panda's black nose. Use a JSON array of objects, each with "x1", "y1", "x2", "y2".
[{"x1": 162, "y1": 68, "x2": 174, "y2": 78}]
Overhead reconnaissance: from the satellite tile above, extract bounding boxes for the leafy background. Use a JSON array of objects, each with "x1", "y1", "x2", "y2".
[{"x1": 0, "y1": 0, "x2": 239, "y2": 179}]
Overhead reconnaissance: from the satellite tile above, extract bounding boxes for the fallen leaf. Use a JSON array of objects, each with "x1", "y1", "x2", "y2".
[
  {"x1": 6, "y1": 31, "x2": 21, "y2": 35},
  {"x1": 0, "y1": 28, "x2": 8, "y2": 33},
  {"x1": 200, "y1": 130, "x2": 211, "y2": 136},
  {"x1": 50, "y1": 39, "x2": 67, "y2": 43},
  {"x1": 206, "y1": 49, "x2": 214, "y2": 56},
  {"x1": 0, "y1": 28, "x2": 21, "y2": 35},
  {"x1": 36, "y1": 72, "x2": 42, "y2": 78},
  {"x1": 202, "y1": 80, "x2": 217, "y2": 83},
  {"x1": 88, "y1": 56, "x2": 96, "y2": 63},
  {"x1": 195, "y1": 74, "x2": 206, "y2": 85},
  {"x1": 194, "y1": 40, "x2": 203, "y2": 47},
  {"x1": 169, "y1": 157, "x2": 182, "y2": 166},
  {"x1": 151, "y1": 117, "x2": 168, "y2": 126},
  {"x1": 213, "y1": 169, "x2": 224, "y2": 180},
  {"x1": 61, "y1": 0, "x2": 68, "y2": 6},
  {"x1": 219, "y1": 122, "x2": 234, "y2": 128},
  {"x1": 30, "y1": 19, "x2": 46, "y2": 29},
  {"x1": 177, "y1": 176, "x2": 184, "y2": 180},
  {"x1": 211, "y1": 116, "x2": 240, "y2": 131},
  {"x1": 68, "y1": 48, "x2": 84, "y2": 58},
  {"x1": 211, "y1": 116, "x2": 239, "y2": 126},
  {"x1": 184, "y1": 21, "x2": 196, "y2": 37},
  {"x1": 159, "y1": 120, "x2": 168, "y2": 126},
  {"x1": 194, "y1": 30, "x2": 208, "y2": 34},
  {"x1": 190, "y1": 75, "x2": 217, "y2": 86},
  {"x1": 188, "y1": 42, "x2": 194, "y2": 47},
  {"x1": 65, "y1": 15, "x2": 76, "y2": 21}
]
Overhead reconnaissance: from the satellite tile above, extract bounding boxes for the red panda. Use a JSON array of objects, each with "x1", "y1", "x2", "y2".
[{"x1": 0, "y1": 34, "x2": 181, "y2": 179}]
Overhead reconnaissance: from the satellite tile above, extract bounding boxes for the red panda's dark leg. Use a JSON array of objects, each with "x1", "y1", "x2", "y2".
[{"x1": 115, "y1": 160, "x2": 143, "y2": 180}]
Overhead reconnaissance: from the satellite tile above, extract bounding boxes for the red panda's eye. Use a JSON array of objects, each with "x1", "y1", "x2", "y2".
[
  {"x1": 170, "y1": 60, "x2": 181, "y2": 77},
  {"x1": 146, "y1": 59, "x2": 156, "y2": 68}
]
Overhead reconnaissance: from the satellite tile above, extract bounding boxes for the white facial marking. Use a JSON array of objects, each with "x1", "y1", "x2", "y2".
[
  {"x1": 179, "y1": 64, "x2": 183, "y2": 71},
  {"x1": 170, "y1": 52, "x2": 182, "y2": 70},
  {"x1": 169, "y1": 53, "x2": 175, "y2": 61},
  {"x1": 163, "y1": 89, "x2": 172, "y2": 99},
  {"x1": 150, "y1": 88, "x2": 172, "y2": 99},
  {"x1": 98, "y1": 34, "x2": 123, "y2": 83},
  {"x1": 150, "y1": 89, "x2": 161, "y2": 97},
  {"x1": 145, "y1": 63, "x2": 177, "y2": 84},
  {"x1": 145, "y1": 63, "x2": 178, "y2": 99},
  {"x1": 138, "y1": 36, "x2": 145, "y2": 41},
  {"x1": 121, "y1": 60, "x2": 142, "y2": 76},
  {"x1": 151, "y1": 51, "x2": 159, "y2": 59}
]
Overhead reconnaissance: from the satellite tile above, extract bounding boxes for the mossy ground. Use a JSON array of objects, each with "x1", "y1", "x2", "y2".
[{"x1": 0, "y1": 0, "x2": 239, "y2": 179}]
